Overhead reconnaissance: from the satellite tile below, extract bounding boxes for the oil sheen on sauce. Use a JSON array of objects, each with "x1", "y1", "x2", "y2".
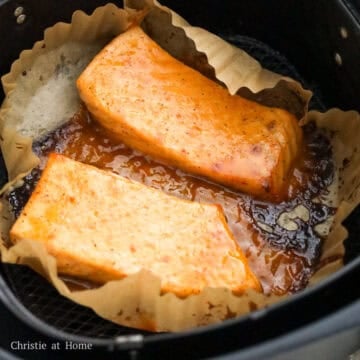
[{"x1": 8, "y1": 106, "x2": 335, "y2": 295}]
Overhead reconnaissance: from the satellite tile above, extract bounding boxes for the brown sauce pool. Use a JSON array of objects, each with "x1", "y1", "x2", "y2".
[{"x1": 8, "y1": 106, "x2": 335, "y2": 295}]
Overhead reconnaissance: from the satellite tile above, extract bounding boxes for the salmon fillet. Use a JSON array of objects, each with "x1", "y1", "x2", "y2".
[
  {"x1": 77, "y1": 26, "x2": 302, "y2": 199},
  {"x1": 10, "y1": 153, "x2": 261, "y2": 296}
]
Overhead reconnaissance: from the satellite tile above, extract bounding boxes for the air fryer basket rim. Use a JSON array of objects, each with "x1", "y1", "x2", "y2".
[
  {"x1": 218, "y1": 300, "x2": 360, "y2": 360},
  {"x1": 0, "y1": 255, "x2": 359, "y2": 351},
  {"x1": 0, "y1": 0, "x2": 359, "y2": 355}
]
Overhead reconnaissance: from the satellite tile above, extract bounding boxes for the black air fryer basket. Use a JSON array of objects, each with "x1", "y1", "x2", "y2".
[{"x1": 0, "y1": 0, "x2": 359, "y2": 359}]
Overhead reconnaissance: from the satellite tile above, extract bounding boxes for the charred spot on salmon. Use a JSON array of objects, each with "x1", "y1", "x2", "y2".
[
  {"x1": 266, "y1": 121, "x2": 276, "y2": 131},
  {"x1": 251, "y1": 144, "x2": 263, "y2": 155}
]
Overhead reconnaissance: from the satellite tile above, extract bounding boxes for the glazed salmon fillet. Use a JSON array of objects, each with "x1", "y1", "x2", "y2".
[
  {"x1": 77, "y1": 26, "x2": 302, "y2": 198},
  {"x1": 10, "y1": 154, "x2": 261, "y2": 296}
]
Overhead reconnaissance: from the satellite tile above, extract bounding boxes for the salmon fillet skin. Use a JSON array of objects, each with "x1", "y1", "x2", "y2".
[
  {"x1": 77, "y1": 26, "x2": 302, "y2": 199},
  {"x1": 10, "y1": 153, "x2": 261, "y2": 296}
]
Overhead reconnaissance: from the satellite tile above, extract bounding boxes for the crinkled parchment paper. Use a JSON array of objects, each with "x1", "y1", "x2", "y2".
[{"x1": 0, "y1": 1, "x2": 359, "y2": 332}]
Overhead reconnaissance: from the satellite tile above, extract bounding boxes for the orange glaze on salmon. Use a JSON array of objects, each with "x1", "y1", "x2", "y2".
[
  {"x1": 77, "y1": 26, "x2": 302, "y2": 199},
  {"x1": 10, "y1": 154, "x2": 261, "y2": 297}
]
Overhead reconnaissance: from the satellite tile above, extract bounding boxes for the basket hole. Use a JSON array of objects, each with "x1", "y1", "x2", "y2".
[
  {"x1": 334, "y1": 53, "x2": 343, "y2": 66},
  {"x1": 340, "y1": 26, "x2": 348, "y2": 39}
]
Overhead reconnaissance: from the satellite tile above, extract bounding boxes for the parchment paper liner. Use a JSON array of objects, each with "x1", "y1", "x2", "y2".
[{"x1": 0, "y1": 2, "x2": 359, "y2": 332}]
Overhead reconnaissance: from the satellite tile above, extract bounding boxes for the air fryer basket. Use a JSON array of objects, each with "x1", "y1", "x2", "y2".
[{"x1": 0, "y1": 0, "x2": 359, "y2": 358}]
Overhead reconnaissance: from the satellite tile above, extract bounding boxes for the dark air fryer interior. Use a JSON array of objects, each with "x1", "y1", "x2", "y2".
[{"x1": 0, "y1": 0, "x2": 359, "y2": 359}]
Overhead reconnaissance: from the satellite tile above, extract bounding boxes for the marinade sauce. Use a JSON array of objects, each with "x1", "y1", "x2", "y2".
[{"x1": 8, "y1": 106, "x2": 336, "y2": 295}]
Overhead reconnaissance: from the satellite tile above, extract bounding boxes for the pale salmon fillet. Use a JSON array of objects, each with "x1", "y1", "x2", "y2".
[
  {"x1": 77, "y1": 26, "x2": 302, "y2": 199},
  {"x1": 10, "y1": 153, "x2": 261, "y2": 296}
]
